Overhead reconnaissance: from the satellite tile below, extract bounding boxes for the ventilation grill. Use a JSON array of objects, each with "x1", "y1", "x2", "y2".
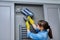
[{"x1": 19, "y1": 25, "x2": 32, "y2": 40}]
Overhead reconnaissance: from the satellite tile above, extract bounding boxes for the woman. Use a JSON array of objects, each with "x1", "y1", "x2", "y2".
[{"x1": 25, "y1": 16, "x2": 53, "y2": 40}]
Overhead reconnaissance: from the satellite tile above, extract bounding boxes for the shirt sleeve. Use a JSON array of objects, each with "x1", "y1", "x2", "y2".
[
  {"x1": 27, "y1": 31, "x2": 48, "y2": 40},
  {"x1": 27, "y1": 31, "x2": 38, "y2": 39}
]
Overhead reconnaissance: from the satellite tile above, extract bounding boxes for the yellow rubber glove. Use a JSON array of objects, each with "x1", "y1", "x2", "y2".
[
  {"x1": 26, "y1": 21, "x2": 30, "y2": 30},
  {"x1": 27, "y1": 16, "x2": 34, "y2": 24}
]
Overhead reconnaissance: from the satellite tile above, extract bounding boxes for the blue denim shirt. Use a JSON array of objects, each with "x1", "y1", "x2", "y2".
[{"x1": 27, "y1": 29, "x2": 48, "y2": 40}]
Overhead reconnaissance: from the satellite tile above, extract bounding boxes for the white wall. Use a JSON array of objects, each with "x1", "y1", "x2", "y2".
[
  {"x1": 0, "y1": 2, "x2": 14, "y2": 40},
  {"x1": 44, "y1": 4, "x2": 60, "y2": 40},
  {"x1": 0, "y1": 0, "x2": 60, "y2": 4}
]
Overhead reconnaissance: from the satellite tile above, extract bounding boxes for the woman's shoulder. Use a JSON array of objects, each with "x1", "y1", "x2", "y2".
[{"x1": 40, "y1": 30, "x2": 48, "y2": 34}]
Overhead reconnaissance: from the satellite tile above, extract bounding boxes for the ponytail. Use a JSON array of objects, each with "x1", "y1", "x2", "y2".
[{"x1": 48, "y1": 26, "x2": 53, "y2": 39}]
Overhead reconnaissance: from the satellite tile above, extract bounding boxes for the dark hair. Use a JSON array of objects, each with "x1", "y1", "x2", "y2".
[{"x1": 38, "y1": 20, "x2": 53, "y2": 39}]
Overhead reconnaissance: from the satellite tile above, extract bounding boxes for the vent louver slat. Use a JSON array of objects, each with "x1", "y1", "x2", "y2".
[{"x1": 19, "y1": 25, "x2": 32, "y2": 40}]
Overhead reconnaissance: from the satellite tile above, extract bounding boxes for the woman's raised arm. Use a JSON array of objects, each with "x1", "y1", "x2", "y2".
[{"x1": 27, "y1": 16, "x2": 37, "y2": 29}]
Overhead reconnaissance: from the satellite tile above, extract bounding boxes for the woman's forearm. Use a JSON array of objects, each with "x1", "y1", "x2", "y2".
[
  {"x1": 32, "y1": 24, "x2": 37, "y2": 29},
  {"x1": 27, "y1": 29, "x2": 30, "y2": 32}
]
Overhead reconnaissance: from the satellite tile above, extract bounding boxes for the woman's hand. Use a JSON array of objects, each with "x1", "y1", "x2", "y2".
[{"x1": 27, "y1": 16, "x2": 37, "y2": 29}]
